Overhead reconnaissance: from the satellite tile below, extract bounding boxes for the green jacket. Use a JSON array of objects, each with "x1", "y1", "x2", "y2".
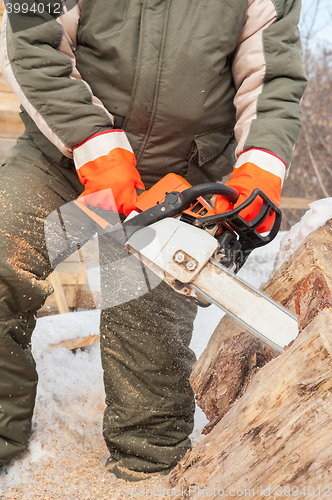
[{"x1": 1, "y1": 0, "x2": 306, "y2": 187}]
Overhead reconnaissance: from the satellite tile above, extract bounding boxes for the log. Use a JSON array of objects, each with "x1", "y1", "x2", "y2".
[
  {"x1": 190, "y1": 317, "x2": 278, "y2": 434},
  {"x1": 190, "y1": 219, "x2": 332, "y2": 433},
  {"x1": 169, "y1": 309, "x2": 332, "y2": 497},
  {"x1": 167, "y1": 219, "x2": 332, "y2": 496}
]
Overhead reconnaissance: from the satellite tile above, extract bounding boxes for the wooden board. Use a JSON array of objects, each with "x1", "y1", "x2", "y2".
[
  {"x1": 0, "y1": 137, "x2": 16, "y2": 163},
  {"x1": 0, "y1": 92, "x2": 24, "y2": 138},
  {"x1": 0, "y1": 74, "x2": 12, "y2": 93},
  {"x1": 280, "y1": 196, "x2": 316, "y2": 209}
]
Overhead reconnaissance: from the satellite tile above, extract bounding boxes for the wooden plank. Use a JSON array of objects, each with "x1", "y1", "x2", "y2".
[
  {"x1": 0, "y1": 75, "x2": 12, "y2": 93},
  {"x1": 0, "y1": 4, "x2": 24, "y2": 138},
  {"x1": 0, "y1": 137, "x2": 16, "y2": 163},
  {"x1": 0, "y1": 92, "x2": 25, "y2": 138},
  {"x1": 47, "y1": 272, "x2": 70, "y2": 314},
  {"x1": 280, "y1": 196, "x2": 316, "y2": 209},
  {"x1": 0, "y1": 113, "x2": 24, "y2": 139},
  {"x1": 49, "y1": 334, "x2": 100, "y2": 351},
  {"x1": 0, "y1": 91, "x2": 21, "y2": 113}
]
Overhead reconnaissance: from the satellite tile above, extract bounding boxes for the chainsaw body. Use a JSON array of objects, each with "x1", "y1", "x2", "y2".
[{"x1": 131, "y1": 173, "x2": 282, "y2": 273}]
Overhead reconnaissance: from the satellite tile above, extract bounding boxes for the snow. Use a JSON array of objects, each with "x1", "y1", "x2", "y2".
[
  {"x1": 1, "y1": 202, "x2": 331, "y2": 497},
  {"x1": 274, "y1": 198, "x2": 332, "y2": 272}
]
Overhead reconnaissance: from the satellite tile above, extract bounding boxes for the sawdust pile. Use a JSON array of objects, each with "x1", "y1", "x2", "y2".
[
  {"x1": 1, "y1": 397, "x2": 171, "y2": 500},
  {"x1": 0, "y1": 313, "x2": 177, "y2": 499}
]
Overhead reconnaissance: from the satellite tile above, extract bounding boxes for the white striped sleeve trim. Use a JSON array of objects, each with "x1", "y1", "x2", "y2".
[
  {"x1": 235, "y1": 149, "x2": 286, "y2": 186},
  {"x1": 232, "y1": 0, "x2": 278, "y2": 158},
  {"x1": 0, "y1": 9, "x2": 73, "y2": 158},
  {"x1": 56, "y1": 1, "x2": 115, "y2": 125},
  {"x1": 73, "y1": 130, "x2": 134, "y2": 170}
]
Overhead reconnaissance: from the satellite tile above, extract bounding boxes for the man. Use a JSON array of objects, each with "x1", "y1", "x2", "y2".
[{"x1": 0, "y1": 0, "x2": 306, "y2": 482}]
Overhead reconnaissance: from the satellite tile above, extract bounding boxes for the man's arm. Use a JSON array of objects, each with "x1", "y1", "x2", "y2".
[
  {"x1": 232, "y1": 0, "x2": 307, "y2": 168},
  {"x1": 0, "y1": 1, "x2": 114, "y2": 156},
  {"x1": 0, "y1": 2, "x2": 143, "y2": 214},
  {"x1": 215, "y1": 0, "x2": 307, "y2": 231}
]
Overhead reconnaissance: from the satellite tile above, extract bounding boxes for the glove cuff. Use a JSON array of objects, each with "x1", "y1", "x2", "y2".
[
  {"x1": 73, "y1": 129, "x2": 134, "y2": 174},
  {"x1": 235, "y1": 148, "x2": 286, "y2": 187}
]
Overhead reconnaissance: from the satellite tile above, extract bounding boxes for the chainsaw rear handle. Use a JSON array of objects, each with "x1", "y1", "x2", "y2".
[
  {"x1": 176, "y1": 182, "x2": 239, "y2": 207},
  {"x1": 192, "y1": 188, "x2": 282, "y2": 250}
]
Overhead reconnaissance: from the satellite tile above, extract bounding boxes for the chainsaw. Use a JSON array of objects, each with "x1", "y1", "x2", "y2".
[{"x1": 69, "y1": 173, "x2": 298, "y2": 353}]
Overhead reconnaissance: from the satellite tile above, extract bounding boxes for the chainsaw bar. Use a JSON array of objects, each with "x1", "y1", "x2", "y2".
[
  {"x1": 126, "y1": 217, "x2": 298, "y2": 353},
  {"x1": 191, "y1": 262, "x2": 298, "y2": 352}
]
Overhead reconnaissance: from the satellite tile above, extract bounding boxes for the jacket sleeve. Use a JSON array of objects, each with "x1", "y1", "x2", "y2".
[
  {"x1": 0, "y1": 1, "x2": 114, "y2": 158},
  {"x1": 231, "y1": 0, "x2": 307, "y2": 171}
]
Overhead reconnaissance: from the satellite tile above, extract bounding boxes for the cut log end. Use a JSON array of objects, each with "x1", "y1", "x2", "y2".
[
  {"x1": 192, "y1": 323, "x2": 278, "y2": 434},
  {"x1": 168, "y1": 308, "x2": 332, "y2": 497}
]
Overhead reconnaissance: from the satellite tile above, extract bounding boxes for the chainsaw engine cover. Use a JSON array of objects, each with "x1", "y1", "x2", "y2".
[{"x1": 126, "y1": 218, "x2": 218, "y2": 283}]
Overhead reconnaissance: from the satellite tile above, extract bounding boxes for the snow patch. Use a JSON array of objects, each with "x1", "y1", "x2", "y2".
[{"x1": 274, "y1": 198, "x2": 332, "y2": 271}]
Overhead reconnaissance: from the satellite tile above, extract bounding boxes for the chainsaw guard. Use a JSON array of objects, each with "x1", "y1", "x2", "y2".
[{"x1": 126, "y1": 218, "x2": 219, "y2": 284}]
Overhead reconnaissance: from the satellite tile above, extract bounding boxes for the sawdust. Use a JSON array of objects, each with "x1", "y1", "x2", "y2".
[
  {"x1": 5, "y1": 234, "x2": 52, "y2": 293},
  {"x1": 0, "y1": 400, "x2": 171, "y2": 500}
]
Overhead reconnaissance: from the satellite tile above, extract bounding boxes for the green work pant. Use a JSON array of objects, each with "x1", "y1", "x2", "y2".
[{"x1": 0, "y1": 135, "x2": 197, "y2": 480}]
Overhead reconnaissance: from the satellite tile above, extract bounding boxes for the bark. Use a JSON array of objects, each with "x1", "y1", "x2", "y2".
[
  {"x1": 190, "y1": 318, "x2": 278, "y2": 435},
  {"x1": 168, "y1": 219, "x2": 332, "y2": 497}
]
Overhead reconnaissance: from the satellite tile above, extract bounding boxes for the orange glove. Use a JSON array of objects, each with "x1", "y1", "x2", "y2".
[
  {"x1": 215, "y1": 149, "x2": 285, "y2": 233},
  {"x1": 73, "y1": 130, "x2": 145, "y2": 216}
]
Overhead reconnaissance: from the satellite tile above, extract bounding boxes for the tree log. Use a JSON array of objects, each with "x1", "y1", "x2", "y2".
[
  {"x1": 168, "y1": 219, "x2": 332, "y2": 495},
  {"x1": 190, "y1": 318, "x2": 278, "y2": 435},
  {"x1": 169, "y1": 309, "x2": 332, "y2": 497},
  {"x1": 190, "y1": 220, "x2": 332, "y2": 434}
]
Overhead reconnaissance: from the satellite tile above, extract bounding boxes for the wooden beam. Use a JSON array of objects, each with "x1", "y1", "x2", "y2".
[
  {"x1": 49, "y1": 334, "x2": 100, "y2": 351},
  {"x1": 280, "y1": 196, "x2": 316, "y2": 209},
  {"x1": 47, "y1": 272, "x2": 70, "y2": 314}
]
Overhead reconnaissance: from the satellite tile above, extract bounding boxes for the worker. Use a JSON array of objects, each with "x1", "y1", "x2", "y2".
[{"x1": 0, "y1": 0, "x2": 306, "y2": 482}]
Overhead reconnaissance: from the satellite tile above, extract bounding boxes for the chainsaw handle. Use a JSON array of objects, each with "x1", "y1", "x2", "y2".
[
  {"x1": 176, "y1": 182, "x2": 239, "y2": 208},
  {"x1": 137, "y1": 183, "x2": 238, "y2": 208},
  {"x1": 192, "y1": 188, "x2": 282, "y2": 249}
]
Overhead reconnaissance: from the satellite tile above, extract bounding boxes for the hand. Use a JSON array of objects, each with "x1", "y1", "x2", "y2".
[
  {"x1": 73, "y1": 130, "x2": 145, "y2": 216},
  {"x1": 214, "y1": 149, "x2": 285, "y2": 233}
]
